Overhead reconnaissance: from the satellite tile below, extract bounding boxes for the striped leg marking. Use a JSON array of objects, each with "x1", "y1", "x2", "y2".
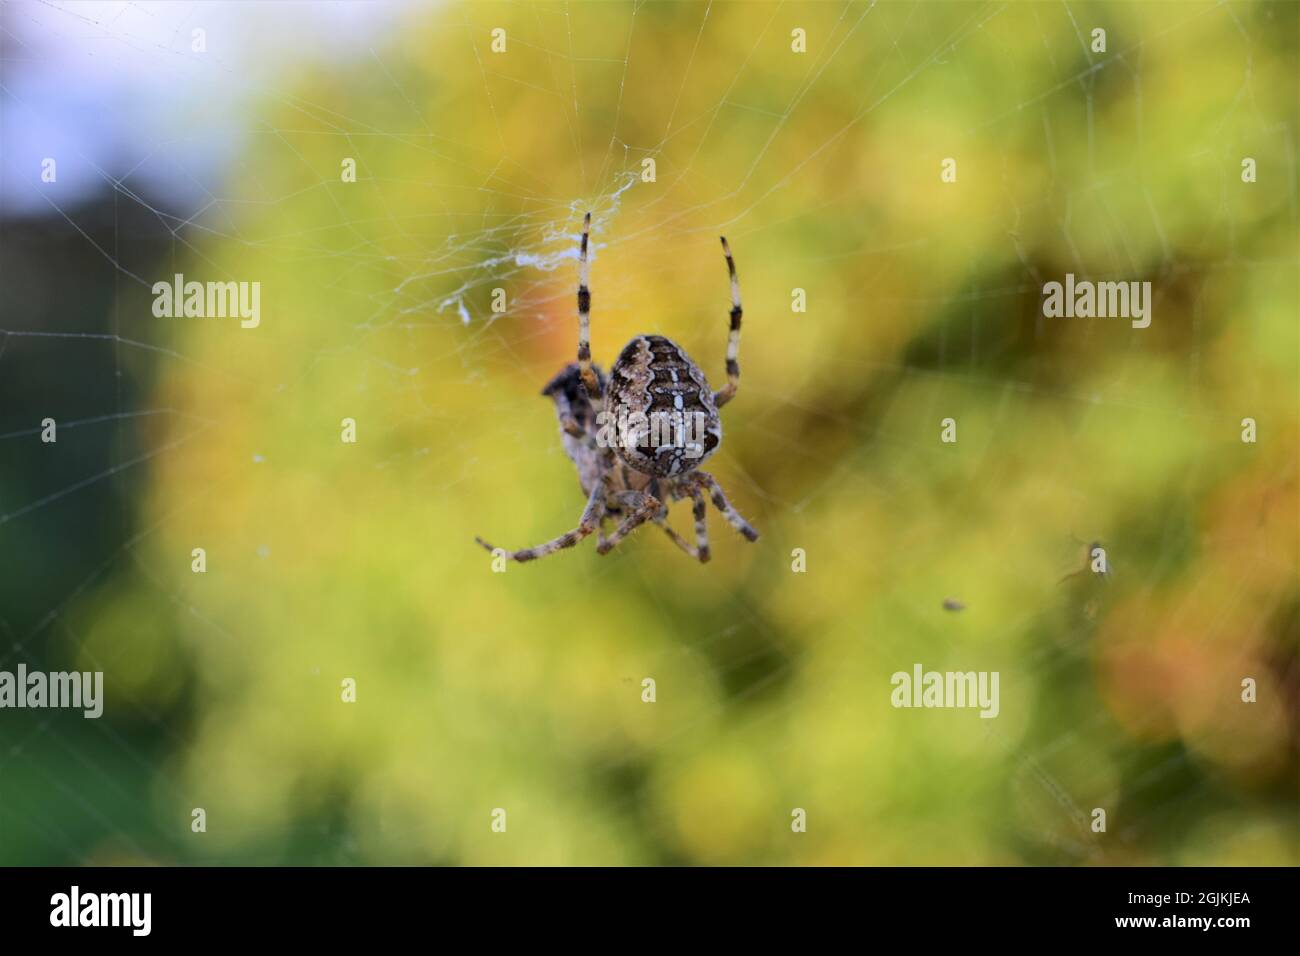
[
  {"x1": 697, "y1": 472, "x2": 758, "y2": 542},
  {"x1": 656, "y1": 491, "x2": 711, "y2": 564},
  {"x1": 576, "y1": 212, "x2": 601, "y2": 408},
  {"x1": 476, "y1": 478, "x2": 605, "y2": 562},
  {"x1": 713, "y1": 236, "x2": 743, "y2": 409},
  {"x1": 596, "y1": 494, "x2": 660, "y2": 555}
]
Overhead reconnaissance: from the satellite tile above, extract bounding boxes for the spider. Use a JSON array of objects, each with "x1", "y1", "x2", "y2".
[{"x1": 475, "y1": 213, "x2": 759, "y2": 563}]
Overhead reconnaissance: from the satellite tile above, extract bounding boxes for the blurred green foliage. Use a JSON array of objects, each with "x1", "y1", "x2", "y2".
[{"x1": 3, "y1": 0, "x2": 1296, "y2": 865}]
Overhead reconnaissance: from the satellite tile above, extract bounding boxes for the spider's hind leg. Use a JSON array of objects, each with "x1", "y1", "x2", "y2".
[
  {"x1": 695, "y1": 472, "x2": 759, "y2": 542},
  {"x1": 655, "y1": 486, "x2": 712, "y2": 563},
  {"x1": 475, "y1": 479, "x2": 606, "y2": 562}
]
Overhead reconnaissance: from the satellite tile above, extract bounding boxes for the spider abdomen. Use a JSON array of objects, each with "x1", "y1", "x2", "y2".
[{"x1": 605, "y1": 334, "x2": 722, "y2": 477}]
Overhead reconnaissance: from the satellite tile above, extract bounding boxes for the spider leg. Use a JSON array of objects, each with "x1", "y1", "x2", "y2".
[
  {"x1": 655, "y1": 486, "x2": 711, "y2": 562},
  {"x1": 475, "y1": 478, "x2": 606, "y2": 562},
  {"x1": 576, "y1": 212, "x2": 602, "y2": 409},
  {"x1": 596, "y1": 494, "x2": 660, "y2": 555},
  {"x1": 696, "y1": 472, "x2": 759, "y2": 542},
  {"x1": 689, "y1": 485, "x2": 712, "y2": 560},
  {"x1": 599, "y1": 490, "x2": 639, "y2": 551},
  {"x1": 655, "y1": 519, "x2": 697, "y2": 557},
  {"x1": 712, "y1": 236, "x2": 743, "y2": 409}
]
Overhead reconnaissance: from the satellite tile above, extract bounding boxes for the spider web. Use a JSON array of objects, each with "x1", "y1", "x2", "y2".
[{"x1": 0, "y1": 0, "x2": 1296, "y2": 865}]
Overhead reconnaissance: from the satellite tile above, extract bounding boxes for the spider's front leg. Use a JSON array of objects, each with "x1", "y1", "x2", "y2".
[
  {"x1": 475, "y1": 477, "x2": 606, "y2": 562},
  {"x1": 713, "y1": 236, "x2": 743, "y2": 409},
  {"x1": 575, "y1": 212, "x2": 602, "y2": 409}
]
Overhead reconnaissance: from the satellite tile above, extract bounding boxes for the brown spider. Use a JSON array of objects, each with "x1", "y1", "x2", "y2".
[{"x1": 475, "y1": 213, "x2": 759, "y2": 563}]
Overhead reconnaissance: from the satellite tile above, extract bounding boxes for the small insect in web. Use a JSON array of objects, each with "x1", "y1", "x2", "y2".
[{"x1": 475, "y1": 213, "x2": 759, "y2": 564}]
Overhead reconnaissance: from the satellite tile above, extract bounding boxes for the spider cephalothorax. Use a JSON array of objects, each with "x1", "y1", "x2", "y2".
[{"x1": 476, "y1": 214, "x2": 758, "y2": 563}]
